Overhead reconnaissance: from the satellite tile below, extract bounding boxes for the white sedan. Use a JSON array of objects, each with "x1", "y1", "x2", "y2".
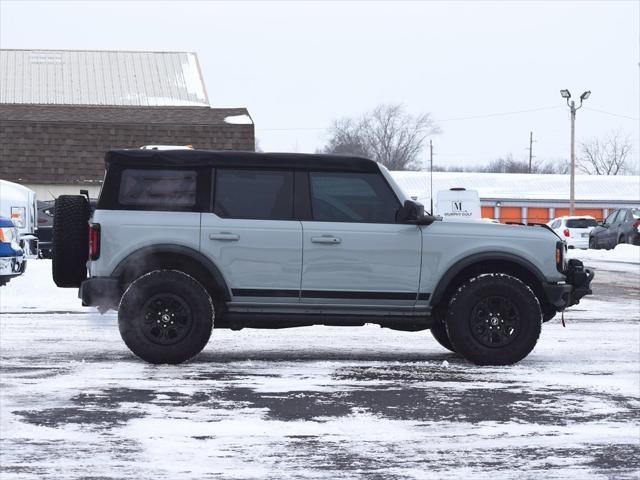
[{"x1": 548, "y1": 216, "x2": 598, "y2": 249}]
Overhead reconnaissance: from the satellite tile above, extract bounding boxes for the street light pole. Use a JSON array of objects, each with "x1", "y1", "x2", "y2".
[
  {"x1": 560, "y1": 89, "x2": 590, "y2": 216},
  {"x1": 569, "y1": 100, "x2": 576, "y2": 215}
]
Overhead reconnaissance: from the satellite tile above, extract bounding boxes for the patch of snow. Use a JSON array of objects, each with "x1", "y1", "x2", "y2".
[
  {"x1": 569, "y1": 244, "x2": 640, "y2": 264},
  {"x1": 223, "y1": 114, "x2": 253, "y2": 125},
  {"x1": 568, "y1": 244, "x2": 640, "y2": 273},
  {"x1": 0, "y1": 259, "x2": 94, "y2": 313}
]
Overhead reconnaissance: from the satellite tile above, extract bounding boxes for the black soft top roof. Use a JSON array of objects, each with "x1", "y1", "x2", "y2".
[{"x1": 105, "y1": 149, "x2": 379, "y2": 173}]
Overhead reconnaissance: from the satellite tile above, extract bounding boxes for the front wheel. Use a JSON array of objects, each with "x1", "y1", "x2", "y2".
[
  {"x1": 430, "y1": 312, "x2": 456, "y2": 353},
  {"x1": 445, "y1": 274, "x2": 541, "y2": 366},
  {"x1": 589, "y1": 237, "x2": 597, "y2": 250},
  {"x1": 118, "y1": 270, "x2": 214, "y2": 364}
]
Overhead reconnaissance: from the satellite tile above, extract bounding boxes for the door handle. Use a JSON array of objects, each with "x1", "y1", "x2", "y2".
[
  {"x1": 311, "y1": 235, "x2": 341, "y2": 244},
  {"x1": 210, "y1": 232, "x2": 240, "y2": 241}
]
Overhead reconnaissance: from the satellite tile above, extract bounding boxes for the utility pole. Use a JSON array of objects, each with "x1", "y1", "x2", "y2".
[
  {"x1": 430, "y1": 139, "x2": 434, "y2": 214},
  {"x1": 528, "y1": 131, "x2": 535, "y2": 173},
  {"x1": 560, "y1": 89, "x2": 591, "y2": 216}
]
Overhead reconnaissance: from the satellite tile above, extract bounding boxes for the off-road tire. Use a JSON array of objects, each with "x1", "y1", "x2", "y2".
[
  {"x1": 118, "y1": 270, "x2": 214, "y2": 364},
  {"x1": 52, "y1": 195, "x2": 90, "y2": 287},
  {"x1": 446, "y1": 274, "x2": 542, "y2": 366},
  {"x1": 430, "y1": 312, "x2": 456, "y2": 353}
]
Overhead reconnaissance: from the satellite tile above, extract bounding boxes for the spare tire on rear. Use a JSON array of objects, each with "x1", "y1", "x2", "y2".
[{"x1": 52, "y1": 195, "x2": 90, "y2": 288}]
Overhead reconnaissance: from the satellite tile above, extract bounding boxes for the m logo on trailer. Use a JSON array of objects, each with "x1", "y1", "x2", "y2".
[{"x1": 436, "y1": 188, "x2": 481, "y2": 221}]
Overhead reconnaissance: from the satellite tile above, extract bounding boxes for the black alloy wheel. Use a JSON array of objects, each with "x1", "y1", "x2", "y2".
[
  {"x1": 469, "y1": 296, "x2": 520, "y2": 348},
  {"x1": 445, "y1": 274, "x2": 541, "y2": 365},
  {"x1": 142, "y1": 294, "x2": 193, "y2": 346},
  {"x1": 118, "y1": 270, "x2": 214, "y2": 364}
]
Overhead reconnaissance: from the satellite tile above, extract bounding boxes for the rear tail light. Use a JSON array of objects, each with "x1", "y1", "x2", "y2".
[
  {"x1": 563, "y1": 228, "x2": 570, "y2": 237},
  {"x1": 634, "y1": 219, "x2": 640, "y2": 231},
  {"x1": 556, "y1": 242, "x2": 566, "y2": 272},
  {"x1": 88, "y1": 223, "x2": 100, "y2": 260}
]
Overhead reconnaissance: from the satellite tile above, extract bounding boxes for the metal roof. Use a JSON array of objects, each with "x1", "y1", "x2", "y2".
[
  {"x1": 0, "y1": 49, "x2": 209, "y2": 107},
  {"x1": 391, "y1": 171, "x2": 640, "y2": 203}
]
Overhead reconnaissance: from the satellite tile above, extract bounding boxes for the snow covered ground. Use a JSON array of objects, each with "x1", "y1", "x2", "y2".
[
  {"x1": 567, "y1": 244, "x2": 640, "y2": 273},
  {"x1": 1, "y1": 258, "x2": 639, "y2": 479}
]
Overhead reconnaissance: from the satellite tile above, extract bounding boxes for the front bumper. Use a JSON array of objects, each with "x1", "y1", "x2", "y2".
[
  {"x1": 79, "y1": 277, "x2": 122, "y2": 312},
  {"x1": 0, "y1": 254, "x2": 26, "y2": 283},
  {"x1": 543, "y1": 259, "x2": 594, "y2": 310}
]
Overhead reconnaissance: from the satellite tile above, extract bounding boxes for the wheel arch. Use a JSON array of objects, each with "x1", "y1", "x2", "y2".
[
  {"x1": 113, "y1": 244, "x2": 231, "y2": 302},
  {"x1": 430, "y1": 252, "x2": 547, "y2": 310}
]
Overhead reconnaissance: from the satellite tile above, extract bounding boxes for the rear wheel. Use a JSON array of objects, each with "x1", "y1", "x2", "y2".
[
  {"x1": 118, "y1": 270, "x2": 214, "y2": 364},
  {"x1": 52, "y1": 195, "x2": 90, "y2": 287},
  {"x1": 619, "y1": 235, "x2": 625, "y2": 245},
  {"x1": 445, "y1": 274, "x2": 541, "y2": 366}
]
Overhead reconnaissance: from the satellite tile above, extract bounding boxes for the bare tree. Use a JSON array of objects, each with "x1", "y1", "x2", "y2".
[
  {"x1": 431, "y1": 156, "x2": 570, "y2": 174},
  {"x1": 578, "y1": 130, "x2": 633, "y2": 175},
  {"x1": 323, "y1": 104, "x2": 440, "y2": 170}
]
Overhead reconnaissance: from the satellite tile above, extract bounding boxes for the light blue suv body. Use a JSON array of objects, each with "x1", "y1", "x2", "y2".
[{"x1": 55, "y1": 150, "x2": 593, "y2": 364}]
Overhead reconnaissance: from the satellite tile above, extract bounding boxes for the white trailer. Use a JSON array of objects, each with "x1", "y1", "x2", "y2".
[
  {"x1": 0, "y1": 179, "x2": 38, "y2": 255},
  {"x1": 435, "y1": 188, "x2": 481, "y2": 221}
]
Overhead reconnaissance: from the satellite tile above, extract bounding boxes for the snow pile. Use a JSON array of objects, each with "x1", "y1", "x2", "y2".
[
  {"x1": 569, "y1": 244, "x2": 640, "y2": 264},
  {"x1": 223, "y1": 114, "x2": 253, "y2": 125}
]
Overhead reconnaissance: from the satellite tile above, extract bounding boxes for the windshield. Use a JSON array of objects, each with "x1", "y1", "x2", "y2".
[
  {"x1": 377, "y1": 164, "x2": 409, "y2": 204},
  {"x1": 566, "y1": 218, "x2": 597, "y2": 228}
]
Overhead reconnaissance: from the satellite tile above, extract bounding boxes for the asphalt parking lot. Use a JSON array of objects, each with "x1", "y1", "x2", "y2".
[{"x1": 1, "y1": 260, "x2": 639, "y2": 479}]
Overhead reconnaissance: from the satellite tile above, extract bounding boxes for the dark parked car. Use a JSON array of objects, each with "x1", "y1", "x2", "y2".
[
  {"x1": 589, "y1": 208, "x2": 640, "y2": 249},
  {"x1": 36, "y1": 200, "x2": 55, "y2": 258},
  {"x1": 37, "y1": 199, "x2": 97, "y2": 258}
]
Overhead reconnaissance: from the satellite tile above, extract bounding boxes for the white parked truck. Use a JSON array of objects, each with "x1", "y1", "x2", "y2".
[{"x1": 0, "y1": 179, "x2": 38, "y2": 255}]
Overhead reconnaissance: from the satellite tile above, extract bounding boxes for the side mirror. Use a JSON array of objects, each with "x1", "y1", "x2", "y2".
[{"x1": 396, "y1": 200, "x2": 439, "y2": 225}]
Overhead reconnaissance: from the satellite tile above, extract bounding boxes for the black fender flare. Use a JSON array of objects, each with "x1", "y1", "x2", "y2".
[
  {"x1": 429, "y1": 251, "x2": 547, "y2": 307},
  {"x1": 112, "y1": 244, "x2": 231, "y2": 301}
]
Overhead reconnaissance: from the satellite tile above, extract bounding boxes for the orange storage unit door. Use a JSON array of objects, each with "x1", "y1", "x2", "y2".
[
  {"x1": 499, "y1": 207, "x2": 521, "y2": 223},
  {"x1": 554, "y1": 208, "x2": 570, "y2": 218},
  {"x1": 575, "y1": 208, "x2": 604, "y2": 220},
  {"x1": 527, "y1": 207, "x2": 549, "y2": 224},
  {"x1": 481, "y1": 206, "x2": 495, "y2": 219}
]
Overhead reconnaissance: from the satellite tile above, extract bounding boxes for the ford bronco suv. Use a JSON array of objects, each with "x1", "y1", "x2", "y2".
[{"x1": 52, "y1": 149, "x2": 593, "y2": 365}]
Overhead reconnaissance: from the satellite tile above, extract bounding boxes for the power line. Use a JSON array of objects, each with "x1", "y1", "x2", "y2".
[
  {"x1": 583, "y1": 107, "x2": 639, "y2": 121},
  {"x1": 255, "y1": 105, "x2": 565, "y2": 132},
  {"x1": 437, "y1": 106, "x2": 563, "y2": 122}
]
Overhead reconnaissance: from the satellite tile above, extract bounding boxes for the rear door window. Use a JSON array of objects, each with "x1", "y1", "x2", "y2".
[
  {"x1": 566, "y1": 218, "x2": 597, "y2": 228},
  {"x1": 118, "y1": 169, "x2": 197, "y2": 208},
  {"x1": 214, "y1": 169, "x2": 294, "y2": 220}
]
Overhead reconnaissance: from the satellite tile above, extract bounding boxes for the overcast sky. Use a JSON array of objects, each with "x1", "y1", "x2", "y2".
[{"x1": 1, "y1": 0, "x2": 638, "y2": 170}]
